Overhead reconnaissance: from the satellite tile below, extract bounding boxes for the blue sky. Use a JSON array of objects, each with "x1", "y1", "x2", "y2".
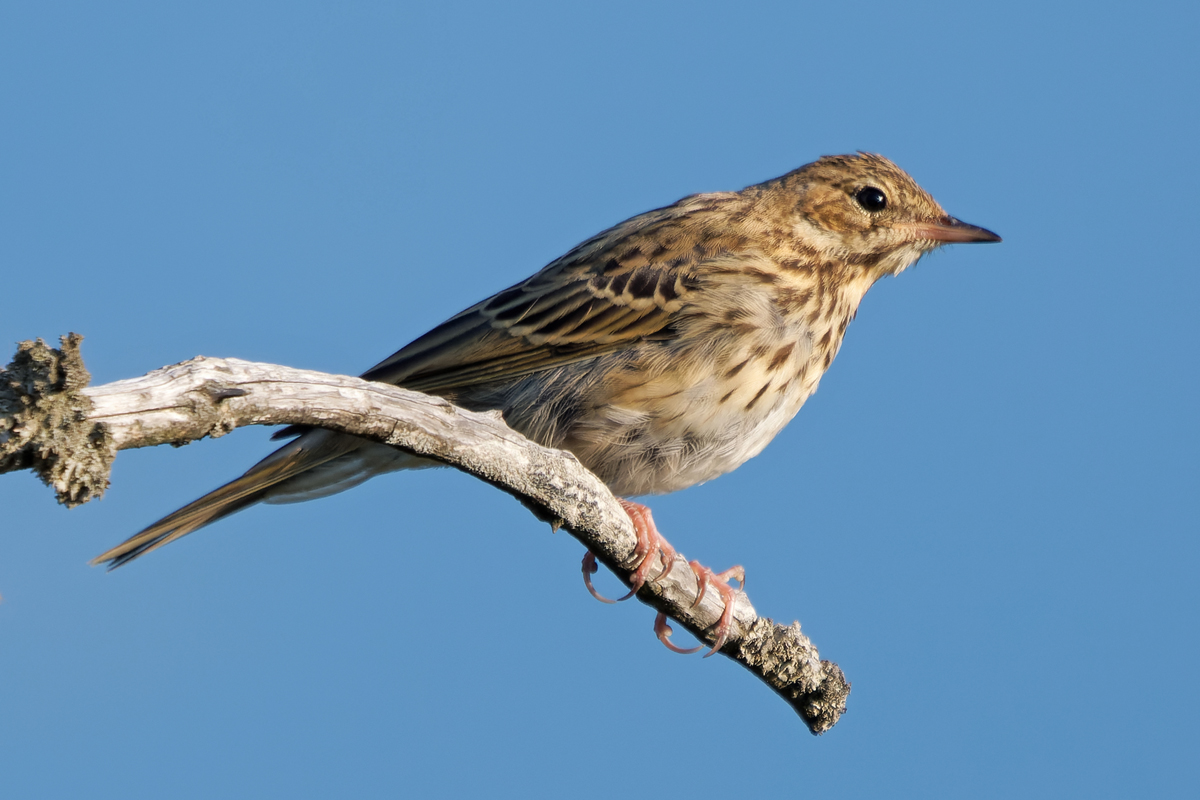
[{"x1": 2, "y1": 1, "x2": 1197, "y2": 797}]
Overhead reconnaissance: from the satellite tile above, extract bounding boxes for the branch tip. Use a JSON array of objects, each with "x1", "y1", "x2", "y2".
[{"x1": 1, "y1": 334, "x2": 114, "y2": 506}]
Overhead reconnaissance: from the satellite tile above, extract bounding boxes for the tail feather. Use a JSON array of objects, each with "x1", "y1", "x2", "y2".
[
  {"x1": 92, "y1": 479, "x2": 268, "y2": 568},
  {"x1": 92, "y1": 431, "x2": 358, "y2": 569}
]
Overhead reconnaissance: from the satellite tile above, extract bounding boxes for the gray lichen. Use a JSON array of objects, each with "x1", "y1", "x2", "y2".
[{"x1": 0, "y1": 334, "x2": 114, "y2": 506}]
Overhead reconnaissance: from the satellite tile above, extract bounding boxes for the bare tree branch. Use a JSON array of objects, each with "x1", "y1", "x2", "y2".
[{"x1": 2, "y1": 334, "x2": 850, "y2": 734}]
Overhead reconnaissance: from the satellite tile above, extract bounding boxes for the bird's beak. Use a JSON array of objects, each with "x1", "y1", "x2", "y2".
[{"x1": 904, "y1": 216, "x2": 1002, "y2": 244}]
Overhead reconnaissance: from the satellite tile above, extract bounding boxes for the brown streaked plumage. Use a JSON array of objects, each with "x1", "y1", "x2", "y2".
[{"x1": 94, "y1": 153, "x2": 999, "y2": 650}]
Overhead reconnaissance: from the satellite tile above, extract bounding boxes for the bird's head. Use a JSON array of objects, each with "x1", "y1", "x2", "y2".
[{"x1": 770, "y1": 152, "x2": 1000, "y2": 281}]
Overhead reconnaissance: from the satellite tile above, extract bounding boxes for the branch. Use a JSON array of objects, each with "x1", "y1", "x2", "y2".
[{"x1": 1, "y1": 335, "x2": 849, "y2": 734}]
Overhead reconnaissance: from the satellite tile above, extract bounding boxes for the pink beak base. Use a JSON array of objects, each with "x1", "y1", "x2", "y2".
[{"x1": 908, "y1": 216, "x2": 1002, "y2": 244}]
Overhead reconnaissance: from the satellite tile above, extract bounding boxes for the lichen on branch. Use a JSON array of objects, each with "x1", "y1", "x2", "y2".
[{"x1": 0, "y1": 334, "x2": 114, "y2": 506}]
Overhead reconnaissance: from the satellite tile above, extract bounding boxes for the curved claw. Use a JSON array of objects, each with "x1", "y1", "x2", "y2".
[
  {"x1": 729, "y1": 568, "x2": 746, "y2": 593},
  {"x1": 702, "y1": 597, "x2": 735, "y2": 656},
  {"x1": 684, "y1": 562, "x2": 746, "y2": 657},
  {"x1": 581, "y1": 551, "x2": 632, "y2": 603},
  {"x1": 654, "y1": 612, "x2": 704, "y2": 655},
  {"x1": 688, "y1": 559, "x2": 708, "y2": 608},
  {"x1": 619, "y1": 499, "x2": 677, "y2": 596},
  {"x1": 584, "y1": 501, "x2": 744, "y2": 658}
]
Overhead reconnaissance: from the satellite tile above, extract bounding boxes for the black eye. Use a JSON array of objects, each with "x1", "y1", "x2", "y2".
[{"x1": 854, "y1": 186, "x2": 888, "y2": 213}]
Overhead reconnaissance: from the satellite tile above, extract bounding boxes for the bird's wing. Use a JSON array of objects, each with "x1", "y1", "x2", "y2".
[
  {"x1": 271, "y1": 194, "x2": 745, "y2": 439},
  {"x1": 361, "y1": 209, "x2": 731, "y2": 392},
  {"x1": 361, "y1": 260, "x2": 691, "y2": 393}
]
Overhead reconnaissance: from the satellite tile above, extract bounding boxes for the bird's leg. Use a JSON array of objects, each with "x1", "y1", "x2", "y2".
[
  {"x1": 618, "y1": 499, "x2": 680, "y2": 595},
  {"x1": 581, "y1": 500, "x2": 745, "y2": 656},
  {"x1": 652, "y1": 561, "x2": 745, "y2": 656},
  {"x1": 581, "y1": 499, "x2": 678, "y2": 603}
]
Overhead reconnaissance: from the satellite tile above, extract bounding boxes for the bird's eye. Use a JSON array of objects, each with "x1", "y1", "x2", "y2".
[{"x1": 854, "y1": 186, "x2": 888, "y2": 213}]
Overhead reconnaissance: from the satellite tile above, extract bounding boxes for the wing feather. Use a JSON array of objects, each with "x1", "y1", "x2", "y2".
[
  {"x1": 358, "y1": 197, "x2": 739, "y2": 390},
  {"x1": 271, "y1": 191, "x2": 743, "y2": 441}
]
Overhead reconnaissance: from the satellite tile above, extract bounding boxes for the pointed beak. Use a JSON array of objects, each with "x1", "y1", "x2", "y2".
[{"x1": 905, "y1": 216, "x2": 1002, "y2": 244}]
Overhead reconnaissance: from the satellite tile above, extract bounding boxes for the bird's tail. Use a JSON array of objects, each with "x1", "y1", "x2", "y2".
[{"x1": 91, "y1": 430, "x2": 362, "y2": 569}]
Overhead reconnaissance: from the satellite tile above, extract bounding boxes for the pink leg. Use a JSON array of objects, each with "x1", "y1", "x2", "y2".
[
  {"x1": 580, "y1": 500, "x2": 745, "y2": 656},
  {"x1": 581, "y1": 499, "x2": 678, "y2": 603},
  {"x1": 619, "y1": 499, "x2": 680, "y2": 596}
]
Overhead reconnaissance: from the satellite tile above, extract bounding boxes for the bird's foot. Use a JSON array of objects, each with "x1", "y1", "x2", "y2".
[
  {"x1": 581, "y1": 500, "x2": 745, "y2": 656},
  {"x1": 650, "y1": 561, "x2": 746, "y2": 656},
  {"x1": 581, "y1": 499, "x2": 678, "y2": 603},
  {"x1": 686, "y1": 560, "x2": 745, "y2": 656}
]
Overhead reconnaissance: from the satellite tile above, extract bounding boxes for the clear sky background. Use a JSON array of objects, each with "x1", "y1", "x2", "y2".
[{"x1": 2, "y1": 2, "x2": 1197, "y2": 797}]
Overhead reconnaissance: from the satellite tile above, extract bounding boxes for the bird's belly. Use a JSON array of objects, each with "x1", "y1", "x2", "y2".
[
  {"x1": 628, "y1": 387, "x2": 811, "y2": 495},
  {"x1": 554, "y1": 342, "x2": 824, "y2": 497}
]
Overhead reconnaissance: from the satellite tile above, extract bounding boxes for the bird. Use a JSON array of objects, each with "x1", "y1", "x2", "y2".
[{"x1": 93, "y1": 152, "x2": 1000, "y2": 653}]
